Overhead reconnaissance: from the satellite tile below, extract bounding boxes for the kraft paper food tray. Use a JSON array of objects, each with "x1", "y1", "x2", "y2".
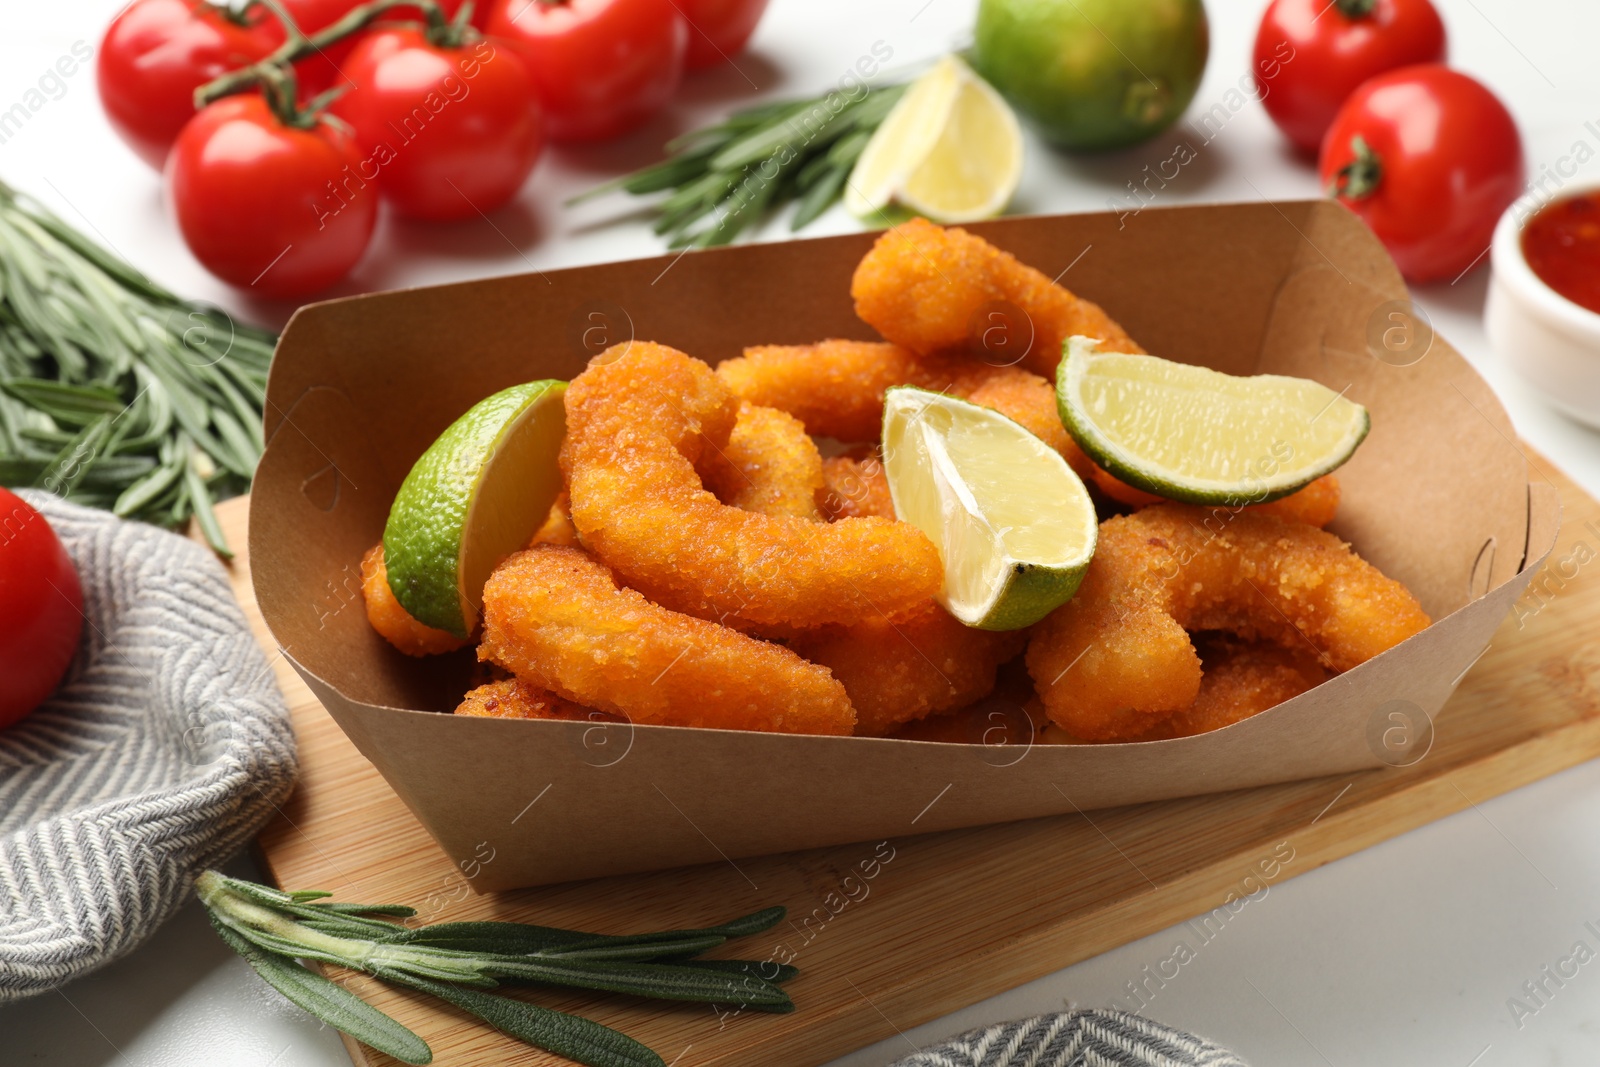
[{"x1": 251, "y1": 200, "x2": 1559, "y2": 891}]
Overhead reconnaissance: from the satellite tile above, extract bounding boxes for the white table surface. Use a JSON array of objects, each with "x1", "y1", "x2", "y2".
[{"x1": 4, "y1": 1, "x2": 1600, "y2": 1064}]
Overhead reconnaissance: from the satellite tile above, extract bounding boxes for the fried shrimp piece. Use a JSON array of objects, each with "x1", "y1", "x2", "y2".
[
  {"x1": 715, "y1": 340, "x2": 945, "y2": 442},
  {"x1": 562, "y1": 341, "x2": 941, "y2": 630},
  {"x1": 360, "y1": 544, "x2": 468, "y2": 656},
  {"x1": 851, "y1": 218, "x2": 1144, "y2": 378},
  {"x1": 1038, "y1": 638, "x2": 1329, "y2": 744},
  {"x1": 1165, "y1": 637, "x2": 1327, "y2": 737},
  {"x1": 528, "y1": 492, "x2": 581, "y2": 547},
  {"x1": 479, "y1": 546, "x2": 856, "y2": 735},
  {"x1": 819, "y1": 450, "x2": 896, "y2": 520},
  {"x1": 700, "y1": 402, "x2": 825, "y2": 519},
  {"x1": 722, "y1": 339, "x2": 1096, "y2": 478},
  {"x1": 1090, "y1": 468, "x2": 1343, "y2": 528},
  {"x1": 791, "y1": 601, "x2": 1027, "y2": 737},
  {"x1": 1026, "y1": 504, "x2": 1430, "y2": 741},
  {"x1": 456, "y1": 678, "x2": 619, "y2": 722}
]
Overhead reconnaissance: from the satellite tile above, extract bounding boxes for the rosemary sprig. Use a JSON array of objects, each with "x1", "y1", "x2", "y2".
[
  {"x1": 572, "y1": 83, "x2": 908, "y2": 249},
  {"x1": 197, "y1": 870, "x2": 795, "y2": 1067},
  {"x1": 0, "y1": 180, "x2": 276, "y2": 556}
]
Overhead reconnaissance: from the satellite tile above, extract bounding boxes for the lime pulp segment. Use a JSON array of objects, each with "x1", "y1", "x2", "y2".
[{"x1": 882, "y1": 386, "x2": 1096, "y2": 630}]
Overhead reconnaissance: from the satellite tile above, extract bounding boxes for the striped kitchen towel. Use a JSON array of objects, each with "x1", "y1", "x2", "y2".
[
  {"x1": 888, "y1": 1010, "x2": 1248, "y2": 1067},
  {"x1": 0, "y1": 493, "x2": 296, "y2": 1001}
]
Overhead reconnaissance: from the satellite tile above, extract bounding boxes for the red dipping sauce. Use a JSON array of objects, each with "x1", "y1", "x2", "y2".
[{"x1": 1522, "y1": 192, "x2": 1600, "y2": 315}]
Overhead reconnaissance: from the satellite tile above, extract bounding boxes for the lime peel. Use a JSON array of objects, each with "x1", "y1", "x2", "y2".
[{"x1": 383, "y1": 381, "x2": 567, "y2": 639}]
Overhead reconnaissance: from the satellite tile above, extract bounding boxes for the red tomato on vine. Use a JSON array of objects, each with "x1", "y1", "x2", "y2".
[
  {"x1": 483, "y1": 0, "x2": 687, "y2": 141},
  {"x1": 167, "y1": 92, "x2": 378, "y2": 298},
  {"x1": 679, "y1": 0, "x2": 770, "y2": 69},
  {"x1": 332, "y1": 28, "x2": 544, "y2": 220},
  {"x1": 97, "y1": 0, "x2": 283, "y2": 168},
  {"x1": 1253, "y1": 0, "x2": 1446, "y2": 156}
]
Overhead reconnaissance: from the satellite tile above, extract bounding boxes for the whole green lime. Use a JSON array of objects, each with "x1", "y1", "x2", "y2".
[{"x1": 972, "y1": 0, "x2": 1209, "y2": 151}]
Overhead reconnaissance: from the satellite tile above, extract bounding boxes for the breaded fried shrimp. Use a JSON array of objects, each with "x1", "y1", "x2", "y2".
[
  {"x1": 456, "y1": 678, "x2": 617, "y2": 722},
  {"x1": 700, "y1": 402, "x2": 825, "y2": 519},
  {"x1": 791, "y1": 601, "x2": 1026, "y2": 737},
  {"x1": 561, "y1": 341, "x2": 941, "y2": 630},
  {"x1": 1165, "y1": 638, "x2": 1327, "y2": 737},
  {"x1": 1027, "y1": 504, "x2": 1429, "y2": 740},
  {"x1": 819, "y1": 450, "x2": 896, "y2": 520},
  {"x1": 1091, "y1": 468, "x2": 1343, "y2": 528},
  {"x1": 715, "y1": 340, "x2": 943, "y2": 442},
  {"x1": 851, "y1": 218, "x2": 1144, "y2": 377},
  {"x1": 479, "y1": 546, "x2": 856, "y2": 735}
]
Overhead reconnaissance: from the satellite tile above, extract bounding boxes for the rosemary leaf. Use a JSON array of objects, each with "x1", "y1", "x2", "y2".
[
  {"x1": 389, "y1": 973, "x2": 665, "y2": 1067},
  {"x1": 198, "y1": 871, "x2": 798, "y2": 1066},
  {"x1": 0, "y1": 179, "x2": 275, "y2": 552},
  {"x1": 486, "y1": 956, "x2": 793, "y2": 1011},
  {"x1": 210, "y1": 919, "x2": 434, "y2": 1066},
  {"x1": 676, "y1": 959, "x2": 802, "y2": 984},
  {"x1": 574, "y1": 82, "x2": 908, "y2": 247}
]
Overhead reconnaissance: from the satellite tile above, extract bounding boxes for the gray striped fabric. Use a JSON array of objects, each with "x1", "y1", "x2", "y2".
[
  {"x1": 889, "y1": 1011, "x2": 1248, "y2": 1067},
  {"x1": 0, "y1": 493, "x2": 296, "y2": 1001}
]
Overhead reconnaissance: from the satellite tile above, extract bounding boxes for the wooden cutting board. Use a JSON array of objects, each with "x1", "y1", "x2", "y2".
[{"x1": 222, "y1": 454, "x2": 1600, "y2": 1067}]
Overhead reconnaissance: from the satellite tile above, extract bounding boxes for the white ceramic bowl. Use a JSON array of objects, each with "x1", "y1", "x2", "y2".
[{"x1": 1486, "y1": 179, "x2": 1600, "y2": 428}]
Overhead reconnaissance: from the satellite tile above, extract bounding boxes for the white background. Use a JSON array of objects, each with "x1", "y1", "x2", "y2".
[{"x1": 4, "y1": 1, "x2": 1600, "y2": 1064}]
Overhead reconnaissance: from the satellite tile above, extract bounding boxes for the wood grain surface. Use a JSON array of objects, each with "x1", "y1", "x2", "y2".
[{"x1": 219, "y1": 455, "x2": 1600, "y2": 1067}]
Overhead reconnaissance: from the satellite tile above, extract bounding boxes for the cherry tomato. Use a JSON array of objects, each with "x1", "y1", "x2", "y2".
[
  {"x1": 1321, "y1": 65, "x2": 1524, "y2": 284},
  {"x1": 484, "y1": 0, "x2": 687, "y2": 141},
  {"x1": 1254, "y1": 0, "x2": 1446, "y2": 156},
  {"x1": 679, "y1": 0, "x2": 769, "y2": 69},
  {"x1": 167, "y1": 94, "x2": 378, "y2": 298},
  {"x1": 97, "y1": 0, "x2": 283, "y2": 169},
  {"x1": 0, "y1": 487, "x2": 83, "y2": 729},
  {"x1": 331, "y1": 30, "x2": 543, "y2": 220}
]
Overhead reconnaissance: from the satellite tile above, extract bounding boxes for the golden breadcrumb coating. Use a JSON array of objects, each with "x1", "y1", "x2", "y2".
[
  {"x1": 700, "y1": 402, "x2": 824, "y2": 520},
  {"x1": 716, "y1": 340, "x2": 941, "y2": 442},
  {"x1": 791, "y1": 601, "x2": 1026, "y2": 737},
  {"x1": 819, "y1": 450, "x2": 897, "y2": 521},
  {"x1": 561, "y1": 341, "x2": 941, "y2": 631},
  {"x1": 851, "y1": 218, "x2": 1144, "y2": 378},
  {"x1": 479, "y1": 545, "x2": 856, "y2": 735},
  {"x1": 456, "y1": 678, "x2": 618, "y2": 722},
  {"x1": 1027, "y1": 504, "x2": 1429, "y2": 741},
  {"x1": 1090, "y1": 468, "x2": 1342, "y2": 528}
]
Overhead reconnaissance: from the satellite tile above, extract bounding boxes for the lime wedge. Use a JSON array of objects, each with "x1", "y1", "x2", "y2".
[
  {"x1": 1056, "y1": 336, "x2": 1370, "y2": 506},
  {"x1": 882, "y1": 386, "x2": 1097, "y2": 630},
  {"x1": 383, "y1": 381, "x2": 567, "y2": 638},
  {"x1": 845, "y1": 55, "x2": 1023, "y2": 224}
]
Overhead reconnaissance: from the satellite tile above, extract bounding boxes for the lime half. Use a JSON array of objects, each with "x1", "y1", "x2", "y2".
[
  {"x1": 882, "y1": 386, "x2": 1096, "y2": 630},
  {"x1": 383, "y1": 380, "x2": 567, "y2": 638},
  {"x1": 845, "y1": 55, "x2": 1023, "y2": 224},
  {"x1": 1056, "y1": 336, "x2": 1370, "y2": 506}
]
